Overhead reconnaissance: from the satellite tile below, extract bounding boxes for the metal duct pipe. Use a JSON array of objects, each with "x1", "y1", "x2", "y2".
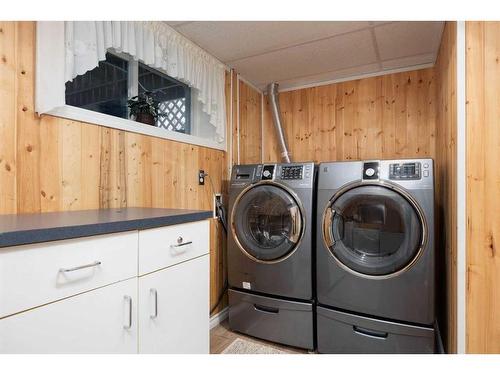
[{"x1": 267, "y1": 82, "x2": 291, "y2": 163}]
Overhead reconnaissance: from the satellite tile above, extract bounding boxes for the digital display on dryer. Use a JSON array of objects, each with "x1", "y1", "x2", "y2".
[
  {"x1": 389, "y1": 162, "x2": 421, "y2": 180},
  {"x1": 281, "y1": 166, "x2": 303, "y2": 180}
]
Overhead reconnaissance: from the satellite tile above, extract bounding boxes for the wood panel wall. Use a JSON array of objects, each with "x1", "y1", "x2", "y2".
[
  {"x1": 0, "y1": 21, "x2": 228, "y2": 315},
  {"x1": 262, "y1": 69, "x2": 436, "y2": 162},
  {"x1": 434, "y1": 21, "x2": 457, "y2": 353},
  {"x1": 237, "y1": 79, "x2": 263, "y2": 165},
  {"x1": 466, "y1": 21, "x2": 500, "y2": 354}
]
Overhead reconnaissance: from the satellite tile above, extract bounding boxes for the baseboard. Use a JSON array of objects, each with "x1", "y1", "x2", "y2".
[{"x1": 210, "y1": 307, "x2": 229, "y2": 329}]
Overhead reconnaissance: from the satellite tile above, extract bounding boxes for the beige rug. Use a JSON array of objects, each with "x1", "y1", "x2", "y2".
[{"x1": 221, "y1": 338, "x2": 288, "y2": 354}]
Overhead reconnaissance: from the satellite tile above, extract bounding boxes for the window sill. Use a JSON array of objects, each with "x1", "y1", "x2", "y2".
[{"x1": 45, "y1": 105, "x2": 226, "y2": 152}]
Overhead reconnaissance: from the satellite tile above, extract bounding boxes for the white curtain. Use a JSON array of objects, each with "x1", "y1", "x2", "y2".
[{"x1": 37, "y1": 21, "x2": 226, "y2": 141}]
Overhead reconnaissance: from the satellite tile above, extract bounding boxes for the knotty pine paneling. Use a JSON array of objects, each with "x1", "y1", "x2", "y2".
[
  {"x1": 263, "y1": 68, "x2": 436, "y2": 163},
  {"x1": 238, "y1": 79, "x2": 262, "y2": 164},
  {"x1": 231, "y1": 70, "x2": 239, "y2": 166},
  {"x1": 434, "y1": 21, "x2": 457, "y2": 353},
  {"x1": 0, "y1": 22, "x2": 17, "y2": 214},
  {"x1": 0, "y1": 21, "x2": 228, "y2": 315},
  {"x1": 466, "y1": 21, "x2": 500, "y2": 354}
]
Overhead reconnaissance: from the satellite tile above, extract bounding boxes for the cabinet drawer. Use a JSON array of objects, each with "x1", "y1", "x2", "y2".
[
  {"x1": 228, "y1": 289, "x2": 314, "y2": 350},
  {"x1": 0, "y1": 231, "x2": 138, "y2": 318},
  {"x1": 316, "y1": 306, "x2": 435, "y2": 354},
  {"x1": 0, "y1": 278, "x2": 138, "y2": 353},
  {"x1": 138, "y1": 220, "x2": 209, "y2": 275}
]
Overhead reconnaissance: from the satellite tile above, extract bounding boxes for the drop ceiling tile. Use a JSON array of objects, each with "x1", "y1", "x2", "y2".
[
  {"x1": 381, "y1": 52, "x2": 436, "y2": 70},
  {"x1": 275, "y1": 63, "x2": 381, "y2": 91},
  {"x1": 231, "y1": 29, "x2": 378, "y2": 86},
  {"x1": 374, "y1": 21, "x2": 444, "y2": 60},
  {"x1": 173, "y1": 21, "x2": 371, "y2": 62}
]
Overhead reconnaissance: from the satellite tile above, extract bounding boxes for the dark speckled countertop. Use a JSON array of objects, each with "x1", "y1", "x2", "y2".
[{"x1": 0, "y1": 207, "x2": 212, "y2": 248}]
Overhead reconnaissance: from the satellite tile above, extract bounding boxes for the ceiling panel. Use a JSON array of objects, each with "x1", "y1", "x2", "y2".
[
  {"x1": 173, "y1": 21, "x2": 371, "y2": 62},
  {"x1": 374, "y1": 21, "x2": 444, "y2": 60},
  {"x1": 229, "y1": 29, "x2": 378, "y2": 86},
  {"x1": 277, "y1": 62, "x2": 381, "y2": 91},
  {"x1": 167, "y1": 21, "x2": 444, "y2": 90}
]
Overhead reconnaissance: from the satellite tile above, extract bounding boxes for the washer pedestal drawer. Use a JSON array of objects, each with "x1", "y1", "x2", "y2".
[
  {"x1": 228, "y1": 289, "x2": 314, "y2": 350},
  {"x1": 317, "y1": 306, "x2": 435, "y2": 354}
]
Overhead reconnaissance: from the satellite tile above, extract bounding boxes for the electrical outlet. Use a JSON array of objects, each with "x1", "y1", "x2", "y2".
[
  {"x1": 198, "y1": 170, "x2": 205, "y2": 185},
  {"x1": 213, "y1": 193, "x2": 222, "y2": 218}
]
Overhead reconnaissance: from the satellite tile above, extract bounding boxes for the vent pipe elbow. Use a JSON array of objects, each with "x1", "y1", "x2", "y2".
[{"x1": 267, "y1": 82, "x2": 291, "y2": 163}]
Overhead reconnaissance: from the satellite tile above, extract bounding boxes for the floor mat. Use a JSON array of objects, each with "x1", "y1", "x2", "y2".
[{"x1": 221, "y1": 338, "x2": 289, "y2": 354}]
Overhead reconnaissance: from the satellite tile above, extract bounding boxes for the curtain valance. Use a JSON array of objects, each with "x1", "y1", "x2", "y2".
[{"x1": 37, "y1": 21, "x2": 226, "y2": 141}]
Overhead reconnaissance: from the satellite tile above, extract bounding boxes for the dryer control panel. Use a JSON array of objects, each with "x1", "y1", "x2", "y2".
[
  {"x1": 389, "y1": 162, "x2": 421, "y2": 180},
  {"x1": 281, "y1": 165, "x2": 303, "y2": 180}
]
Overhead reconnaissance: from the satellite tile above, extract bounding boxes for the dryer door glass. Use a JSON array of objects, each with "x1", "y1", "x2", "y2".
[
  {"x1": 233, "y1": 184, "x2": 302, "y2": 262},
  {"x1": 326, "y1": 185, "x2": 423, "y2": 276}
]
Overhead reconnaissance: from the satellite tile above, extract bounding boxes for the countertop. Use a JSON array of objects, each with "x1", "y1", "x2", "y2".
[{"x1": 0, "y1": 207, "x2": 213, "y2": 248}]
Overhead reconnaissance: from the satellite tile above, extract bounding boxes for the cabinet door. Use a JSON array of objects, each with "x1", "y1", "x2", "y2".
[
  {"x1": 0, "y1": 278, "x2": 137, "y2": 353},
  {"x1": 138, "y1": 255, "x2": 209, "y2": 353}
]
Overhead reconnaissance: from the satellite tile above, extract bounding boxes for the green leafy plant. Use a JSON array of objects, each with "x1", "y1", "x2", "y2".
[{"x1": 127, "y1": 91, "x2": 159, "y2": 119}]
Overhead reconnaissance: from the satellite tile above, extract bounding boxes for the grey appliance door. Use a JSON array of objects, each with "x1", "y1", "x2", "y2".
[
  {"x1": 232, "y1": 184, "x2": 302, "y2": 262},
  {"x1": 324, "y1": 184, "x2": 424, "y2": 276}
]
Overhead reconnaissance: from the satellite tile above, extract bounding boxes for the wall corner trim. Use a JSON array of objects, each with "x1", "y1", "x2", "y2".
[{"x1": 456, "y1": 20, "x2": 467, "y2": 355}]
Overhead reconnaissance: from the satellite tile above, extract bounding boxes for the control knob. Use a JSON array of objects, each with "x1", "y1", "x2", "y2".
[{"x1": 365, "y1": 168, "x2": 375, "y2": 177}]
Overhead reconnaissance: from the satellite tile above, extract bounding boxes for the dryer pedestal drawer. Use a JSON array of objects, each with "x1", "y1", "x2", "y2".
[
  {"x1": 228, "y1": 289, "x2": 314, "y2": 350},
  {"x1": 317, "y1": 306, "x2": 435, "y2": 354}
]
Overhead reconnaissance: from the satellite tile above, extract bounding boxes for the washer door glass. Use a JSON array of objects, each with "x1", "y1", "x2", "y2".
[
  {"x1": 233, "y1": 184, "x2": 302, "y2": 262},
  {"x1": 326, "y1": 185, "x2": 423, "y2": 276}
]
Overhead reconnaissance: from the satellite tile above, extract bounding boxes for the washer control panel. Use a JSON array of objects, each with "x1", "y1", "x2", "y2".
[
  {"x1": 281, "y1": 165, "x2": 304, "y2": 180},
  {"x1": 389, "y1": 162, "x2": 421, "y2": 180},
  {"x1": 231, "y1": 163, "x2": 314, "y2": 187}
]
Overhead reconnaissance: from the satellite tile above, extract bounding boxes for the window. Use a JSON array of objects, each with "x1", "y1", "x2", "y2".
[
  {"x1": 65, "y1": 53, "x2": 129, "y2": 119},
  {"x1": 65, "y1": 51, "x2": 192, "y2": 136},
  {"x1": 138, "y1": 63, "x2": 191, "y2": 134},
  {"x1": 37, "y1": 21, "x2": 226, "y2": 151}
]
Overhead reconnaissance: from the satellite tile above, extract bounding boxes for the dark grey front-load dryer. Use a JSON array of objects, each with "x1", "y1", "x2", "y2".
[
  {"x1": 228, "y1": 163, "x2": 315, "y2": 350},
  {"x1": 316, "y1": 159, "x2": 435, "y2": 326}
]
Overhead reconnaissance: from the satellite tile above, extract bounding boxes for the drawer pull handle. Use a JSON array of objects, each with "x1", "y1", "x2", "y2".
[
  {"x1": 123, "y1": 295, "x2": 132, "y2": 329},
  {"x1": 253, "y1": 304, "x2": 279, "y2": 314},
  {"x1": 171, "y1": 236, "x2": 193, "y2": 248},
  {"x1": 59, "y1": 261, "x2": 102, "y2": 273},
  {"x1": 170, "y1": 237, "x2": 193, "y2": 254},
  {"x1": 353, "y1": 325, "x2": 388, "y2": 340},
  {"x1": 150, "y1": 288, "x2": 158, "y2": 319}
]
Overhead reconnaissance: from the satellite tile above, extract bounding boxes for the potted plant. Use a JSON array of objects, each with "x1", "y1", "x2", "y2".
[{"x1": 127, "y1": 91, "x2": 159, "y2": 126}]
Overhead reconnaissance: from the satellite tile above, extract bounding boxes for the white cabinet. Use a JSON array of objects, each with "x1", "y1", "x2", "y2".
[
  {"x1": 0, "y1": 219, "x2": 210, "y2": 354},
  {"x1": 138, "y1": 254, "x2": 209, "y2": 353},
  {"x1": 0, "y1": 278, "x2": 138, "y2": 353}
]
